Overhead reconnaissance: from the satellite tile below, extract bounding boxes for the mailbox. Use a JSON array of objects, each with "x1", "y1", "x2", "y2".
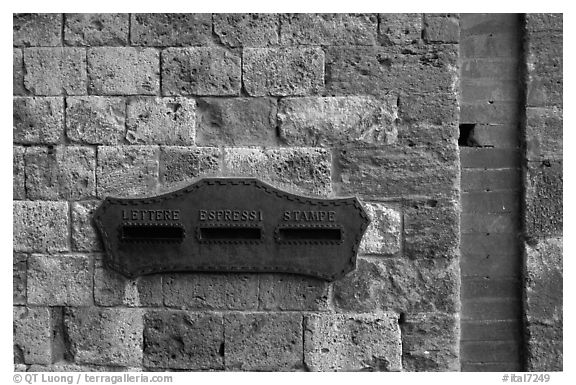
[{"x1": 93, "y1": 178, "x2": 370, "y2": 281}]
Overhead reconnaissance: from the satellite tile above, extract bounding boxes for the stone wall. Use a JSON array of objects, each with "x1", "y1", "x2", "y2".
[
  {"x1": 522, "y1": 13, "x2": 563, "y2": 372},
  {"x1": 13, "y1": 13, "x2": 461, "y2": 372}
]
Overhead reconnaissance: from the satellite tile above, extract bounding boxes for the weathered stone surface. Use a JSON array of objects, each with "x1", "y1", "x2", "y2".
[
  {"x1": 196, "y1": 97, "x2": 278, "y2": 146},
  {"x1": 66, "y1": 96, "x2": 125, "y2": 144},
  {"x1": 214, "y1": 13, "x2": 279, "y2": 47},
  {"x1": 14, "y1": 14, "x2": 62, "y2": 47},
  {"x1": 64, "y1": 307, "x2": 143, "y2": 367},
  {"x1": 13, "y1": 146, "x2": 25, "y2": 199},
  {"x1": 131, "y1": 14, "x2": 212, "y2": 46},
  {"x1": 304, "y1": 313, "x2": 402, "y2": 371},
  {"x1": 404, "y1": 198, "x2": 460, "y2": 259},
  {"x1": 224, "y1": 313, "x2": 303, "y2": 371},
  {"x1": 526, "y1": 107, "x2": 562, "y2": 162},
  {"x1": 143, "y1": 311, "x2": 224, "y2": 370},
  {"x1": 398, "y1": 92, "x2": 458, "y2": 125},
  {"x1": 424, "y1": 14, "x2": 460, "y2": 43},
  {"x1": 14, "y1": 49, "x2": 25, "y2": 95},
  {"x1": 526, "y1": 32, "x2": 562, "y2": 107},
  {"x1": 71, "y1": 201, "x2": 102, "y2": 251},
  {"x1": 359, "y1": 203, "x2": 401, "y2": 255},
  {"x1": 126, "y1": 97, "x2": 196, "y2": 145},
  {"x1": 524, "y1": 161, "x2": 563, "y2": 239},
  {"x1": 525, "y1": 237, "x2": 562, "y2": 322},
  {"x1": 159, "y1": 146, "x2": 221, "y2": 191},
  {"x1": 325, "y1": 45, "x2": 457, "y2": 96},
  {"x1": 13, "y1": 97, "x2": 64, "y2": 144},
  {"x1": 526, "y1": 319, "x2": 563, "y2": 371},
  {"x1": 333, "y1": 257, "x2": 459, "y2": 314},
  {"x1": 13, "y1": 254, "x2": 27, "y2": 304},
  {"x1": 162, "y1": 47, "x2": 241, "y2": 96},
  {"x1": 259, "y1": 274, "x2": 330, "y2": 311},
  {"x1": 96, "y1": 145, "x2": 159, "y2": 198},
  {"x1": 278, "y1": 96, "x2": 398, "y2": 146},
  {"x1": 88, "y1": 47, "x2": 159, "y2": 95},
  {"x1": 13, "y1": 201, "x2": 69, "y2": 253},
  {"x1": 526, "y1": 13, "x2": 563, "y2": 33},
  {"x1": 378, "y1": 14, "x2": 422, "y2": 45},
  {"x1": 26, "y1": 364, "x2": 136, "y2": 372},
  {"x1": 25, "y1": 146, "x2": 96, "y2": 200},
  {"x1": 280, "y1": 14, "x2": 377, "y2": 46},
  {"x1": 163, "y1": 273, "x2": 259, "y2": 310},
  {"x1": 27, "y1": 254, "x2": 93, "y2": 306},
  {"x1": 24, "y1": 48, "x2": 87, "y2": 95},
  {"x1": 13, "y1": 307, "x2": 52, "y2": 364},
  {"x1": 401, "y1": 312, "x2": 460, "y2": 371},
  {"x1": 94, "y1": 258, "x2": 162, "y2": 307},
  {"x1": 334, "y1": 146, "x2": 458, "y2": 200},
  {"x1": 65, "y1": 14, "x2": 129, "y2": 46},
  {"x1": 224, "y1": 147, "x2": 332, "y2": 197},
  {"x1": 243, "y1": 48, "x2": 324, "y2": 96}
]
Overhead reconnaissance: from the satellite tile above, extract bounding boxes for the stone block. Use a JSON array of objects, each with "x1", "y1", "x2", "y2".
[
  {"x1": 13, "y1": 201, "x2": 69, "y2": 253},
  {"x1": 13, "y1": 254, "x2": 27, "y2": 304},
  {"x1": 525, "y1": 237, "x2": 563, "y2": 322},
  {"x1": 71, "y1": 201, "x2": 102, "y2": 251},
  {"x1": 96, "y1": 145, "x2": 159, "y2": 198},
  {"x1": 13, "y1": 146, "x2": 25, "y2": 199},
  {"x1": 88, "y1": 47, "x2": 159, "y2": 95},
  {"x1": 278, "y1": 96, "x2": 398, "y2": 147},
  {"x1": 24, "y1": 48, "x2": 86, "y2": 95},
  {"x1": 196, "y1": 97, "x2": 278, "y2": 146},
  {"x1": 14, "y1": 13, "x2": 62, "y2": 47},
  {"x1": 280, "y1": 14, "x2": 377, "y2": 46},
  {"x1": 163, "y1": 273, "x2": 259, "y2": 310},
  {"x1": 159, "y1": 146, "x2": 221, "y2": 191},
  {"x1": 424, "y1": 14, "x2": 460, "y2": 43},
  {"x1": 526, "y1": 33, "x2": 562, "y2": 107},
  {"x1": 333, "y1": 257, "x2": 459, "y2": 314},
  {"x1": 126, "y1": 97, "x2": 196, "y2": 145},
  {"x1": 27, "y1": 254, "x2": 93, "y2": 306},
  {"x1": 243, "y1": 48, "x2": 324, "y2": 96},
  {"x1": 461, "y1": 101, "x2": 520, "y2": 125},
  {"x1": 214, "y1": 13, "x2": 279, "y2": 47},
  {"x1": 325, "y1": 45, "x2": 457, "y2": 96},
  {"x1": 526, "y1": 107, "x2": 563, "y2": 162},
  {"x1": 524, "y1": 161, "x2": 563, "y2": 238},
  {"x1": 94, "y1": 258, "x2": 162, "y2": 307},
  {"x1": 143, "y1": 311, "x2": 224, "y2": 370},
  {"x1": 526, "y1": 13, "x2": 562, "y2": 33},
  {"x1": 334, "y1": 146, "x2": 459, "y2": 200},
  {"x1": 304, "y1": 313, "x2": 402, "y2": 371},
  {"x1": 224, "y1": 147, "x2": 332, "y2": 197},
  {"x1": 64, "y1": 307, "x2": 143, "y2": 367},
  {"x1": 398, "y1": 92, "x2": 458, "y2": 125},
  {"x1": 131, "y1": 14, "x2": 212, "y2": 46},
  {"x1": 359, "y1": 202, "x2": 401, "y2": 255},
  {"x1": 25, "y1": 146, "x2": 96, "y2": 200},
  {"x1": 224, "y1": 313, "x2": 303, "y2": 371},
  {"x1": 162, "y1": 47, "x2": 241, "y2": 96},
  {"x1": 461, "y1": 168, "x2": 520, "y2": 192},
  {"x1": 460, "y1": 31, "x2": 520, "y2": 59},
  {"x1": 65, "y1": 14, "x2": 129, "y2": 46},
  {"x1": 259, "y1": 274, "x2": 330, "y2": 311},
  {"x1": 400, "y1": 312, "x2": 460, "y2": 371},
  {"x1": 404, "y1": 198, "x2": 460, "y2": 259},
  {"x1": 13, "y1": 306, "x2": 52, "y2": 364},
  {"x1": 526, "y1": 318, "x2": 563, "y2": 371},
  {"x1": 14, "y1": 49, "x2": 25, "y2": 95},
  {"x1": 66, "y1": 96, "x2": 125, "y2": 145},
  {"x1": 378, "y1": 13, "x2": 422, "y2": 45},
  {"x1": 13, "y1": 97, "x2": 64, "y2": 144}
]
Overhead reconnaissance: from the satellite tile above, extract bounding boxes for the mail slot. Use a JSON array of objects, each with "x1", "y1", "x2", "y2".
[{"x1": 94, "y1": 178, "x2": 370, "y2": 281}]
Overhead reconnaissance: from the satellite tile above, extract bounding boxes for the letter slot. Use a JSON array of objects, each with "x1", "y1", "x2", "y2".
[
  {"x1": 197, "y1": 226, "x2": 262, "y2": 242},
  {"x1": 276, "y1": 227, "x2": 343, "y2": 243},
  {"x1": 121, "y1": 224, "x2": 184, "y2": 242}
]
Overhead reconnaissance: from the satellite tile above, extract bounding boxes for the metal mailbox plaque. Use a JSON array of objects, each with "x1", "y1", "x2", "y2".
[{"x1": 93, "y1": 178, "x2": 370, "y2": 281}]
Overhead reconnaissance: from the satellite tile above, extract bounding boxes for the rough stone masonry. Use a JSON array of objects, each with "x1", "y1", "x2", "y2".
[{"x1": 12, "y1": 13, "x2": 561, "y2": 372}]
